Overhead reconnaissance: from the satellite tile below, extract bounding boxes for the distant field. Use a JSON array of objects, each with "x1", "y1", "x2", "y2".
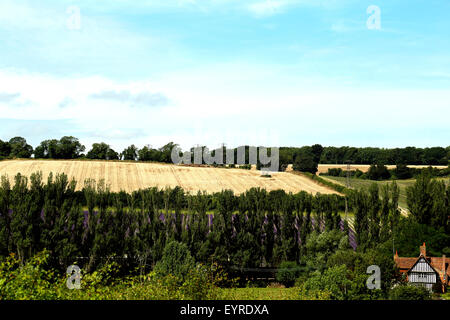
[
  {"x1": 316, "y1": 164, "x2": 447, "y2": 175},
  {"x1": 322, "y1": 175, "x2": 450, "y2": 209},
  {"x1": 0, "y1": 159, "x2": 338, "y2": 195}
]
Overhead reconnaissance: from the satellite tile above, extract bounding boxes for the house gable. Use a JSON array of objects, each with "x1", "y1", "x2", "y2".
[
  {"x1": 394, "y1": 243, "x2": 449, "y2": 292},
  {"x1": 407, "y1": 257, "x2": 439, "y2": 286},
  {"x1": 408, "y1": 257, "x2": 438, "y2": 274}
]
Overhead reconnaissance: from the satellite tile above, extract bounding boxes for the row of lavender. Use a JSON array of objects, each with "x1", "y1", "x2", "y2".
[{"x1": 79, "y1": 210, "x2": 357, "y2": 249}]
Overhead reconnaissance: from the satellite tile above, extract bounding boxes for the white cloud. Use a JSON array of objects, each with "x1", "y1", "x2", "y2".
[
  {"x1": 331, "y1": 21, "x2": 350, "y2": 33},
  {"x1": 245, "y1": 0, "x2": 353, "y2": 17},
  {"x1": 0, "y1": 92, "x2": 20, "y2": 102},
  {"x1": 0, "y1": 0, "x2": 343, "y2": 26},
  {"x1": 247, "y1": 1, "x2": 287, "y2": 17},
  {"x1": 0, "y1": 0, "x2": 66, "y2": 30},
  {"x1": 90, "y1": 90, "x2": 169, "y2": 108},
  {"x1": 0, "y1": 65, "x2": 449, "y2": 150}
]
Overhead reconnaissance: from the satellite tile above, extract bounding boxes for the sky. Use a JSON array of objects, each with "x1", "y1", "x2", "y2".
[{"x1": 0, "y1": 0, "x2": 449, "y2": 152}]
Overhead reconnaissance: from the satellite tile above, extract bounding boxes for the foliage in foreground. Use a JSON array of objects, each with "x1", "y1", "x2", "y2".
[
  {"x1": 0, "y1": 249, "x2": 321, "y2": 300},
  {"x1": 153, "y1": 241, "x2": 196, "y2": 283},
  {"x1": 275, "y1": 261, "x2": 301, "y2": 287},
  {"x1": 0, "y1": 250, "x2": 225, "y2": 300},
  {"x1": 0, "y1": 250, "x2": 57, "y2": 300},
  {"x1": 1, "y1": 249, "x2": 444, "y2": 301},
  {"x1": 388, "y1": 284, "x2": 431, "y2": 300},
  {"x1": 219, "y1": 287, "x2": 301, "y2": 300}
]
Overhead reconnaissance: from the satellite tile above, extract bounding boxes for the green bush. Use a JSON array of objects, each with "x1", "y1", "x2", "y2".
[
  {"x1": 0, "y1": 250, "x2": 59, "y2": 300},
  {"x1": 367, "y1": 164, "x2": 391, "y2": 180},
  {"x1": 301, "y1": 265, "x2": 382, "y2": 300},
  {"x1": 392, "y1": 164, "x2": 413, "y2": 180},
  {"x1": 276, "y1": 261, "x2": 301, "y2": 287},
  {"x1": 62, "y1": 262, "x2": 228, "y2": 300},
  {"x1": 326, "y1": 168, "x2": 344, "y2": 177},
  {"x1": 154, "y1": 240, "x2": 196, "y2": 282},
  {"x1": 389, "y1": 284, "x2": 431, "y2": 300},
  {"x1": 0, "y1": 253, "x2": 224, "y2": 300},
  {"x1": 178, "y1": 264, "x2": 221, "y2": 300},
  {"x1": 293, "y1": 153, "x2": 318, "y2": 174}
]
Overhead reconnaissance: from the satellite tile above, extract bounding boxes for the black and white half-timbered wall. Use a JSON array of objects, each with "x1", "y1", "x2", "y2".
[
  {"x1": 407, "y1": 256, "x2": 439, "y2": 290},
  {"x1": 394, "y1": 243, "x2": 449, "y2": 292}
]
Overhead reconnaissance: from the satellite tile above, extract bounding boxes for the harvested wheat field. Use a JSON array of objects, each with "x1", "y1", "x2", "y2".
[{"x1": 0, "y1": 160, "x2": 338, "y2": 195}]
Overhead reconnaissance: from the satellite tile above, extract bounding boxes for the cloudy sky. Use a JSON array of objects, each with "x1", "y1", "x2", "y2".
[{"x1": 0, "y1": 0, "x2": 449, "y2": 152}]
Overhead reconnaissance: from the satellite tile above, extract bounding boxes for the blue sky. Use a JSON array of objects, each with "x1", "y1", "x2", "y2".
[{"x1": 0, "y1": 0, "x2": 449, "y2": 151}]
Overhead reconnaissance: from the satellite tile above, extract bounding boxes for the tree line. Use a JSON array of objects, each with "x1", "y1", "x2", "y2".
[
  {"x1": 0, "y1": 171, "x2": 352, "y2": 276},
  {"x1": 351, "y1": 173, "x2": 450, "y2": 253},
  {"x1": 323, "y1": 164, "x2": 450, "y2": 181},
  {"x1": 317, "y1": 146, "x2": 449, "y2": 165},
  {"x1": 4, "y1": 171, "x2": 444, "y2": 276},
  {"x1": 0, "y1": 171, "x2": 448, "y2": 297},
  {"x1": 1, "y1": 136, "x2": 448, "y2": 172}
]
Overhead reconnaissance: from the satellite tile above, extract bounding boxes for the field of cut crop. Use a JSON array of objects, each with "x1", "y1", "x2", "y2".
[{"x1": 0, "y1": 159, "x2": 338, "y2": 195}]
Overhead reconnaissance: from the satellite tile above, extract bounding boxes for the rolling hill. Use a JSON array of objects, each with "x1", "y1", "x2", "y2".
[{"x1": 0, "y1": 159, "x2": 339, "y2": 195}]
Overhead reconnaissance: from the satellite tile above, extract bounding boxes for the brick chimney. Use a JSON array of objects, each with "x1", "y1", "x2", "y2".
[
  {"x1": 443, "y1": 255, "x2": 447, "y2": 281},
  {"x1": 419, "y1": 242, "x2": 426, "y2": 257}
]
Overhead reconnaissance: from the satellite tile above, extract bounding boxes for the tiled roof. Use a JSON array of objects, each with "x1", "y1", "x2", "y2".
[
  {"x1": 429, "y1": 257, "x2": 450, "y2": 277},
  {"x1": 394, "y1": 255, "x2": 450, "y2": 282},
  {"x1": 394, "y1": 257, "x2": 418, "y2": 271}
]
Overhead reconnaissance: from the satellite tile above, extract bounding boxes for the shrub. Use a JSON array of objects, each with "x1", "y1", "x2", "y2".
[
  {"x1": 367, "y1": 164, "x2": 391, "y2": 180},
  {"x1": 393, "y1": 164, "x2": 412, "y2": 180},
  {"x1": 276, "y1": 261, "x2": 301, "y2": 287},
  {"x1": 389, "y1": 284, "x2": 431, "y2": 300},
  {"x1": 293, "y1": 153, "x2": 318, "y2": 174},
  {"x1": 140, "y1": 263, "x2": 228, "y2": 300},
  {"x1": 326, "y1": 168, "x2": 343, "y2": 177},
  {"x1": 303, "y1": 265, "x2": 353, "y2": 300},
  {"x1": 154, "y1": 241, "x2": 196, "y2": 282},
  {"x1": 0, "y1": 250, "x2": 58, "y2": 300}
]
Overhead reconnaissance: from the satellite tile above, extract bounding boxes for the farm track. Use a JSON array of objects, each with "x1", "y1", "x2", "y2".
[{"x1": 0, "y1": 159, "x2": 339, "y2": 195}]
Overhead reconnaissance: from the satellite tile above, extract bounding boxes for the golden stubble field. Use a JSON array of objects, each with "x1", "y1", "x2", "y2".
[{"x1": 0, "y1": 160, "x2": 338, "y2": 195}]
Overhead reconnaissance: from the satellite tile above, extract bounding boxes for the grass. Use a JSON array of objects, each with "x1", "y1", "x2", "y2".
[
  {"x1": 217, "y1": 287, "x2": 300, "y2": 300},
  {"x1": 289, "y1": 171, "x2": 349, "y2": 195},
  {"x1": 322, "y1": 176, "x2": 450, "y2": 209},
  {"x1": 441, "y1": 292, "x2": 450, "y2": 300}
]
